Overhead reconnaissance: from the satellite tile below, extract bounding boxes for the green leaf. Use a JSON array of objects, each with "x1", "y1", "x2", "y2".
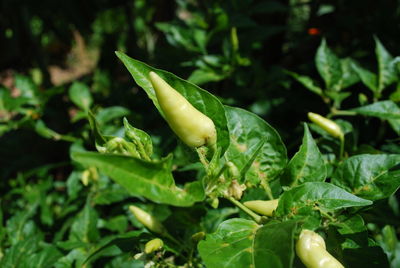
[
  {"x1": 66, "y1": 171, "x2": 83, "y2": 199},
  {"x1": 71, "y1": 151, "x2": 205, "y2": 206},
  {"x1": 338, "y1": 58, "x2": 360, "y2": 89},
  {"x1": 198, "y1": 219, "x2": 297, "y2": 268},
  {"x1": 375, "y1": 37, "x2": 397, "y2": 91},
  {"x1": 281, "y1": 123, "x2": 326, "y2": 187},
  {"x1": 100, "y1": 215, "x2": 128, "y2": 233},
  {"x1": 315, "y1": 39, "x2": 342, "y2": 90},
  {"x1": 0, "y1": 235, "x2": 40, "y2": 267},
  {"x1": 6, "y1": 208, "x2": 38, "y2": 245},
  {"x1": 201, "y1": 207, "x2": 239, "y2": 233},
  {"x1": 276, "y1": 182, "x2": 372, "y2": 217},
  {"x1": 155, "y1": 23, "x2": 206, "y2": 53},
  {"x1": 331, "y1": 215, "x2": 367, "y2": 235},
  {"x1": 84, "y1": 231, "x2": 147, "y2": 265},
  {"x1": 351, "y1": 61, "x2": 378, "y2": 92},
  {"x1": 350, "y1": 100, "x2": 400, "y2": 134},
  {"x1": 389, "y1": 82, "x2": 400, "y2": 102},
  {"x1": 388, "y1": 118, "x2": 400, "y2": 135},
  {"x1": 115, "y1": 52, "x2": 229, "y2": 153},
  {"x1": 34, "y1": 120, "x2": 62, "y2": 140},
  {"x1": 123, "y1": 118, "x2": 153, "y2": 158},
  {"x1": 14, "y1": 74, "x2": 40, "y2": 105},
  {"x1": 88, "y1": 111, "x2": 107, "y2": 149},
  {"x1": 68, "y1": 82, "x2": 93, "y2": 111},
  {"x1": 96, "y1": 106, "x2": 130, "y2": 125},
  {"x1": 69, "y1": 199, "x2": 100, "y2": 243},
  {"x1": 324, "y1": 90, "x2": 351, "y2": 107},
  {"x1": 53, "y1": 248, "x2": 87, "y2": 268},
  {"x1": 286, "y1": 71, "x2": 323, "y2": 95},
  {"x1": 93, "y1": 184, "x2": 130, "y2": 205},
  {"x1": 331, "y1": 154, "x2": 400, "y2": 200},
  {"x1": 24, "y1": 245, "x2": 63, "y2": 268},
  {"x1": 351, "y1": 100, "x2": 400, "y2": 120},
  {"x1": 0, "y1": 87, "x2": 31, "y2": 112},
  {"x1": 224, "y1": 106, "x2": 287, "y2": 186},
  {"x1": 188, "y1": 69, "x2": 226, "y2": 85}
]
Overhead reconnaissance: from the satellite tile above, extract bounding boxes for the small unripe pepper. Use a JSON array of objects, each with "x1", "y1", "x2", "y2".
[
  {"x1": 144, "y1": 238, "x2": 164, "y2": 254},
  {"x1": 307, "y1": 112, "x2": 343, "y2": 139},
  {"x1": 148, "y1": 71, "x2": 217, "y2": 148},
  {"x1": 129, "y1": 205, "x2": 166, "y2": 235},
  {"x1": 243, "y1": 199, "x2": 279, "y2": 216},
  {"x1": 296, "y1": 229, "x2": 344, "y2": 268}
]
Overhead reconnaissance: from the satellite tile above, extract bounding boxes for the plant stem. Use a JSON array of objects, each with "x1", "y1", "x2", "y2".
[
  {"x1": 227, "y1": 196, "x2": 262, "y2": 223},
  {"x1": 316, "y1": 207, "x2": 336, "y2": 222},
  {"x1": 330, "y1": 109, "x2": 357, "y2": 117},
  {"x1": 339, "y1": 135, "x2": 345, "y2": 160},
  {"x1": 196, "y1": 147, "x2": 209, "y2": 168}
]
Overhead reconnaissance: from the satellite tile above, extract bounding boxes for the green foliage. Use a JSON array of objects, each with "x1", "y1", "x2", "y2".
[
  {"x1": 281, "y1": 124, "x2": 326, "y2": 187},
  {"x1": 198, "y1": 219, "x2": 297, "y2": 268},
  {"x1": 2, "y1": 1, "x2": 400, "y2": 267}
]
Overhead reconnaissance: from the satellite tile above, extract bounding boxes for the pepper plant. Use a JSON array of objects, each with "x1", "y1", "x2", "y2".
[
  {"x1": 69, "y1": 50, "x2": 398, "y2": 267},
  {"x1": 1, "y1": 40, "x2": 400, "y2": 267}
]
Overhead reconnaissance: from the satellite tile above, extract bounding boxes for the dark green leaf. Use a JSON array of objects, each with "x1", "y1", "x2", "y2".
[
  {"x1": 188, "y1": 69, "x2": 226, "y2": 85},
  {"x1": 35, "y1": 120, "x2": 61, "y2": 140},
  {"x1": 201, "y1": 207, "x2": 239, "y2": 233},
  {"x1": 331, "y1": 154, "x2": 400, "y2": 200},
  {"x1": 224, "y1": 106, "x2": 287, "y2": 186},
  {"x1": 276, "y1": 182, "x2": 372, "y2": 217},
  {"x1": 225, "y1": 106, "x2": 287, "y2": 186},
  {"x1": 338, "y1": 58, "x2": 360, "y2": 89},
  {"x1": 0, "y1": 235, "x2": 41, "y2": 267},
  {"x1": 53, "y1": 248, "x2": 87, "y2": 268},
  {"x1": 281, "y1": 123, "x2": 326, "y2": 187},
  {"x1": 375, "y1": 37, "x2": 397, "y2": 91},
  {"x1": 351, "y1": 61, "x2": 378, "y2": 92},
  {"x1": 115, "y1": 52, "x2": 229, "y2": 153},
  {"x1": 378, "y1": 225, "x2": 398, "y2": 256},
  {"x1": 286, "y1": 71, "x2": 323, "y2": 95},
  {"x1": 93, "y1": 184, "x2": 130, "y2": 205},
  {"x1": 69, "y1": 199, "x2": 100, "y2": 243},
  {"x1": 331, "y1": 215, "x2": 367, "y2": 235},
  {"x1": 71, "y1": 151, "x2": 204, "y2": 206},
  {"x1": 84, "y1": 231, "x2": 147, "y2": 265},
  {"x1": 96, "y1": 106, "x2": 130, "y2": 125},
  {"x1": 252, "y1": 220, "x2": 298, "y2": 268},
  {"x1": 325, "y1": 90, "x2": 352, "y2": 107},
  {"x1": 6, "y1": 208, "x2": 38, "y2": 245},
  {"x1": 88, "y1": 111, "x2": 107, "y2": 149},
  {"x1": 66, "y1": 171, "x2": 83, "y2": 199},
  {"x1": 351, "y1": 100, "x2": 400, "y2": 120},
  {"x1": 388, "y1": 119, "x2": 400, "y2": 135},
  {"x1": 198, "y1": 219, "x2": 297, "y2": 268},
  {"x1": 24, "y1": 245, "x2": 63, "y2": 268},
  {"x1": 315, "y1": 39, "x2": 342, "y2": 90},
  {"x1": 100, "y1": 215, "x2": 128, "y2": 233}
]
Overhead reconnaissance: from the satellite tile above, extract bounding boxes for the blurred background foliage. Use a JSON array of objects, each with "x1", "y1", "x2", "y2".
[{"x1": 1, "y1": 0, "x2": 400, "y2": 266}]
